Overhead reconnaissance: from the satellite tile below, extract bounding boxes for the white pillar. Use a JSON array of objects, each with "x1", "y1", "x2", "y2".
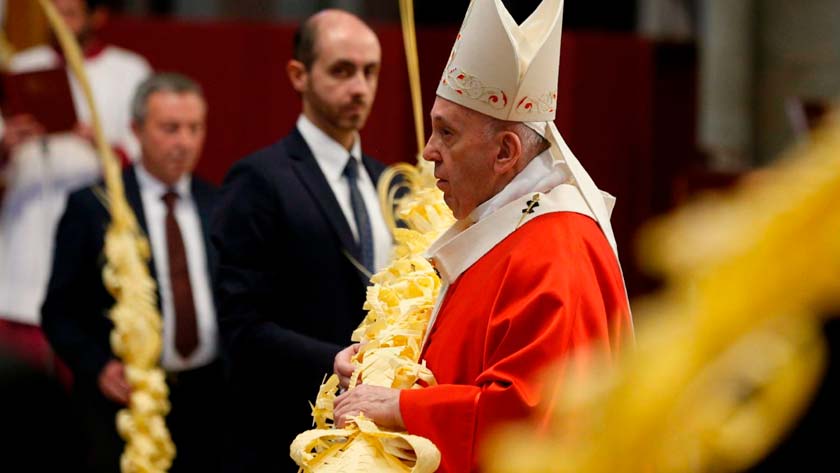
[
  {"x1": 638, "y1": 0, "x2": 694, "y2": 41},
  {"x1": 755, "y1": 0, "x2": 840, "y2": 162},
  {"x1": 698, "y1": 0, "x2": 755, "y2": 170}
]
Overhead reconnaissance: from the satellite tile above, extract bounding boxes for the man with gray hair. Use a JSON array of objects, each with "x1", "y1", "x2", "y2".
[{"x1": 41, "y1": 71, "x2": 225, "y2": 473}]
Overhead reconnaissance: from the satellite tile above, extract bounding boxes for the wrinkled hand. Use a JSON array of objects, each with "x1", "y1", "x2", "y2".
[
  {"x1": 1, "y1": 114, "x2": 45, "y2": 151},
  {"x1": 333, "y1": 384, "x2": 404, "y2": 429},
  {"x1": 334, "y1": 343, "x2": 360, "y2": 389},
  {"x1": 98, "y1": 359, "x2": 131, "y2": 405}
]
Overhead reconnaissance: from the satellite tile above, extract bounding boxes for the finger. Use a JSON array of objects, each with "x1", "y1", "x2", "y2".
[
  {"x1": 102, "y1": 380, "x2": 128, "y2": 405},
  {"x1": 116, "y1": 380, "x2": 131, "y2": 398},
  {"x1": 118, "y1": 385, "x2": 131, "y2": 404},
  {"x1": 333, "y1": 403, "x2": 345, "y2": 427},
  {"x1": 108, "y1": 376, "x2": 130, "y2": 404},
  {"x1": 338, "y1": 375, "x2": 350, "y2": 389},
  {"x1": 333, "y1": 404, "x2": 356, "y2": 429},
  {"x1": 114, "y1": 386, "x2": 130, "y2": 405},
  {"x1": 114, "y1": 389, "x2": 130, "y2": 404},
  {"x1": 334, "y1": 389, "x2": 349, "y2": 408},
  {"x1": 115, "y1": 373, "x2": 131, "y2": 393},
  {"x1": 101, "y1": 380, "x2": 116, "y2": 400}
]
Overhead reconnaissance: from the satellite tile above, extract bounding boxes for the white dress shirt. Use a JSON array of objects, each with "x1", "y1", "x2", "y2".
[
  {"x1": 135, "y1": 163, "x2": 218, "y2": 371},
  {"x1": 296, "y1": 115, "x2": 393, "y2": 272}
]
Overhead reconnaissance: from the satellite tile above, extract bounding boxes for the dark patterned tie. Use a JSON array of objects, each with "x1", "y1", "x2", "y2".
[
  {"x1": 161, "y1": 190, "x2": 198, "y2": 358},
  {"x1": 343, "y1": 157, "x2": 374, "y2": 273}
]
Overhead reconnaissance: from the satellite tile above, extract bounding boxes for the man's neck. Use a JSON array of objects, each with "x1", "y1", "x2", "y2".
[{"x1": 302, "y1": 109, "x2": 355, "y2": 151}]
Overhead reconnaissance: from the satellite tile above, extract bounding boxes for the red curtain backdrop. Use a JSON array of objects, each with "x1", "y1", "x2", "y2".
[{"x1": 100, "y1": 17, "x2": 659, "y2": 295}]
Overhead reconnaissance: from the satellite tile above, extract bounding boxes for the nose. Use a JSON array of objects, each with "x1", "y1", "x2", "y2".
[
  {"x1": 422, "y1": 136, "x2": 439, "y2": 162},
  {"x1": 176, "y1": 128, "x2": 191, "y2": 146},
  {"x1": 175, "y1": 126, "x2": 200, "y2": 151},
  {"x1": 348, "y1": 71, "x2": 371, "y2": 97}
]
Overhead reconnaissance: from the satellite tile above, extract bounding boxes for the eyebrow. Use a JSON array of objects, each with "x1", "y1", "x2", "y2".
[
  {"x1": 330, "y1": 59, "x2": 380, "y2": 68},
  {"x1": 431, "y1": 115, "x2": 455, "y2": 129}
]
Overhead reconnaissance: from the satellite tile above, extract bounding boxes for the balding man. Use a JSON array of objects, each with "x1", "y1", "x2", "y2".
[{"x1": 212, "y1": 9, "x2": 391, "y2": 472}]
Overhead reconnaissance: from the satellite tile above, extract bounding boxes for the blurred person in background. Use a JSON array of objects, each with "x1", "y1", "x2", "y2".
[
  {"x1": 0, "y1": 0, "x2": 151, "y2": 357},
  {"x1": 212, "y1": 9, "x2": 391, "y2": 473},
  {"x1": 41, "y1": 72, "x2": 224, "y2": 473}
]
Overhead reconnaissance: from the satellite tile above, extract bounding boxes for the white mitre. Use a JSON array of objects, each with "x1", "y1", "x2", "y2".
[{"x1": 436, "y1": 0, "x2": 619, "y2": 255}]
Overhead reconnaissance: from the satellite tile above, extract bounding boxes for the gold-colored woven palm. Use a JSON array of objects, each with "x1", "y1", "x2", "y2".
[
  {"x1": 290, "y1": 1, "x2": 452, "y2": 471},
  {"x1": 484, "y1": 111, "x2": 840, "y2": 472},
  {"x1": 37, "y1": 1, "x2": 175, "y2": 471}
]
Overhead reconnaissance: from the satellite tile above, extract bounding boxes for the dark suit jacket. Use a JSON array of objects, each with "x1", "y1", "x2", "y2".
[
  {"x1": 41, "y1": 166, "x2": 219, "y2": 390},
  {"x1": 212, "y1": 128, "x2": 387, "y2": 472},
  {"x1": 41, "y1": 166, "x2": 220, "y2": 472}
]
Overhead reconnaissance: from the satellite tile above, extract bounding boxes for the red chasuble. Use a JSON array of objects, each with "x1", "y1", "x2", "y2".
[{"x1": 400, "y1": 212, "x2": 632, "y2": 472}]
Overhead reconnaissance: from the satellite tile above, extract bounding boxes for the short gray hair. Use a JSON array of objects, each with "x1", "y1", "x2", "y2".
[
  {"x1": 131, "y1": 72, "x2": 204, "y2": 123},
  {"x1": 483, "y1": 117, "x2": 550, "y2": 160}
]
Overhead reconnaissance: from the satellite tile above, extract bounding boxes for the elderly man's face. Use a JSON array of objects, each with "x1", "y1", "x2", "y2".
[
  {"x1": 134, "y1": 91, "x2": 206, "y2": 186},
  {"x1": 423, "y1": 98, "x2": 500, "y2": 219}
]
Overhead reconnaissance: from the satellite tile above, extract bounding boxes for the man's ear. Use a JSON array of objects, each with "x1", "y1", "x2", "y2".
[
  {"x1": 495, "y1": 131, "x2": 522, "y2": 174},
  {"x1": 286, "y1": 59, "x2": 308, "y2": 93},
  {"x1": 131, "y1": 120, "x2": 143, "y2": 140}
]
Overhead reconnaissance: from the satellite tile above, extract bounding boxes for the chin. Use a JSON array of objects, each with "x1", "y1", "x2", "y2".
[
  {"x1": 341, "y1": 118, "x2": 364, "y2": 131},
  {"x1": 444, "y1": 198, "x2": 460, "y2": 218}
]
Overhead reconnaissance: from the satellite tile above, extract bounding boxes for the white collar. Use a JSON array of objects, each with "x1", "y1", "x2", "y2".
[
  {"x1": 135, "y1": 161, "x2": 192, "y2": 198},
  {"x1": 296, "y1": 114, "x2": 363, "y2": 182},
  {"x1": 468, "y1": 148, "x2": 567, "y2": 223},
  {"x1": 428, "y1": 183, "x2": 593, "y2": 285}
]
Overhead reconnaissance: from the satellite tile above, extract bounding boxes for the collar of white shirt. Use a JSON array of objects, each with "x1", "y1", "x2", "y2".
[
  {"x1": 134, "y1": 161, "x2": 192, "y2": 199},
  {"x1": 296, "y1": 114, "x2": 363, "y2": 182}
]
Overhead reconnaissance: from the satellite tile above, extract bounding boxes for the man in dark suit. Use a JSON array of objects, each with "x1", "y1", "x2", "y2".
[
  {"x1": 41, "y1": 72, "x2": 225, "y2": 473},
  {"x1": 212, "y1": 9, "x2": 392, "y2": 473}
]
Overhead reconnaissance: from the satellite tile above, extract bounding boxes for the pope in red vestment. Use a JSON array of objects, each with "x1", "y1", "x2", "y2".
[
  {"x1": 400, "y1": 211, "x2": 631, "y2": 472},
  {"x1": 333, "y1": 100, "x2": 633, "y2": 472},
  {"x1": 332, "y1": 1, "x2": 632, "y2": 470}
]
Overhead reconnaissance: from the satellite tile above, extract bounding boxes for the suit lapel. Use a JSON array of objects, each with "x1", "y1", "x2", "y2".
[
  {"x1": 123, "y1": 166, "x2": 162, "y2": 307},
  {"x1": 124, "y1": 167, "x2": 149, "y2": 238},
  {"x1": 191, "y1": 178, "x2": 218, "y2": 287},
  {"x1": 287, "y1": 128, "x2": 361, "y2": 261}
]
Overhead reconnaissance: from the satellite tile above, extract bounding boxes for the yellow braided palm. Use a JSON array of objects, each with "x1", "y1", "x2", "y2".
[
  {"x1": 290, "y1": 158, "x2": 452, "y2": 473},
  {"x1": 37, "y1": 1, "x2": 175, "y2": 471},
  {"x1": 485, "y1": 113, "x2": 840, "y2": 473},
  {"x1": 290, "y1": 1, "x2": 453, "y2": 470}
]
